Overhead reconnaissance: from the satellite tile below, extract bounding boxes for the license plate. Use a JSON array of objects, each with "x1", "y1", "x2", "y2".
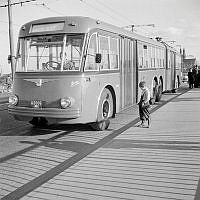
[{"x1": 30, "y1": 100, "x2": 42, "y2": 108}]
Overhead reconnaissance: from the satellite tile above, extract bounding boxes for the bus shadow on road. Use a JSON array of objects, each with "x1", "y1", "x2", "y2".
[
  {"x1": 19, "y1": 123, "x2": 95, "y2": 136},
  {"x1": 46, "y1": 123, "x2": 94, "y2": 131}
]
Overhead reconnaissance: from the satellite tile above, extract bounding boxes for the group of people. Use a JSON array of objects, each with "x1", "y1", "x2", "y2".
[{"x1": 188, "y1": 66, "x2": 198, "y2": 88}]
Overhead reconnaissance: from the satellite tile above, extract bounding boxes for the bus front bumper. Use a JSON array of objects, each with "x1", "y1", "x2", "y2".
[{"x1": 8, "y1": 105, "x2": 81, "y2": 119}]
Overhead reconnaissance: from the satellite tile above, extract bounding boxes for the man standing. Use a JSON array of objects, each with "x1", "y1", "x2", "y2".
[{"x1": 188, "y1": 69, "x2": 194, "y2": 88}]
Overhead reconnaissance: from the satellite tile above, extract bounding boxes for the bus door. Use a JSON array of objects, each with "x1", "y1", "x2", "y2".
[
  {"x1": 171, "y1": 52, "x2": 176, "y2": 89},
  {"x1": 120, "y1": 37, "x2": 137, "y2": 109}
]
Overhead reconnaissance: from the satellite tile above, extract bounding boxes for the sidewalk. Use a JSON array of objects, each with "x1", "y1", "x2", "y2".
[{"x1": 17, "y1": 86, "x2": 200, "y2": 200}]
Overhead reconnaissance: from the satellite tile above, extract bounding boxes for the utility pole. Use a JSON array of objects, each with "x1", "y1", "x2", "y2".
[
  {"x1": 0, "y1": 0, "x2": 36, "y2": 79},
  {"x1": 7, "y1": 0, "x2": 15, "y2": 80}
]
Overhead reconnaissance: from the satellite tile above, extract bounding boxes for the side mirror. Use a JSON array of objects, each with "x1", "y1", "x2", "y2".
[
  {"x1": 95, "y1": 53, "x2": 102, "y2": 63},
  {"x1": 17, "y1": 54, "x2": 21, "y2": 58},
  {"x1": 8, "y1": 55, "x2": 11, "y2": 64}
]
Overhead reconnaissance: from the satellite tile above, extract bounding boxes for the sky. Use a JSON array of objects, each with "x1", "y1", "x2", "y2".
[{"x1": 0, "y1": 0, "x2": 200, "y2": 74}]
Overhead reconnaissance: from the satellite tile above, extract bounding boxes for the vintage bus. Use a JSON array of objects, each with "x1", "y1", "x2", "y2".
[{"x1": 8, "y1": 16, "x2": 181, "y2": 130}]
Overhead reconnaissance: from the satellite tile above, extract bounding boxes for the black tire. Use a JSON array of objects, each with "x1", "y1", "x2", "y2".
[
  {"x1": 29, "y1": 117, "x2": 39, "y2": 126},
  {"x1": 39, "y1": 117, "x2": 48, "y2": 126},
  {"x1": 29, "y1": 117, "x2": 48, "y2": 127},
  {"x1": 90, "y1": 88, "x2": 113, "y2": 131},
  {"x1": 172, "y1": 88, "x2": 177, "y2": 93}
]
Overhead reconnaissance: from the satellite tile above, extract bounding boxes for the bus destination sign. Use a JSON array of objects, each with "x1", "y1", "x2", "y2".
[{"x1": 30, "y1": 22, "x2": 65, "y2": 33}]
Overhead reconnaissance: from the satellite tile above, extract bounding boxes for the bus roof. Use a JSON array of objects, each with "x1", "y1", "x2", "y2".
[{"x1": 19, "y1": 16, "x2": 163, "y2": 47}]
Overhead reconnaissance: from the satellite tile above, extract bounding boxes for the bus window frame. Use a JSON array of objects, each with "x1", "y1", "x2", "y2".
[
  {"x1": 109, "y1": 37, "x2": 119, "y2": 70},
  {"x1": 60, "y1": 34, "x2": 67, "y2": 71},
  {"x1": 99, "y1": 34, "x2": 110, "y2": 71},
  {"x1": 84, "y1": 31, "x2": 120, "y2": 73},
  {"x1": 98, "y1": 34, "x2": 119, "y2": 72},
  {"x1": 16, "y1": 34, "x2": 86, "y2": 73},
  {"x1": 84, "y1": 32, "x2": 99, "y2": 72},
  {"x1": 26, "y1": 39, "x2": 32, "y2": 72}
]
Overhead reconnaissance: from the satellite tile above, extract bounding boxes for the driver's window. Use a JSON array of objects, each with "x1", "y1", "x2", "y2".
[
  {"x1": 41, "y1": 45, "x2": 62, "y2": 71},
  {"x1": 62, "y1": 37, "x2": 82, "y2": 70}
]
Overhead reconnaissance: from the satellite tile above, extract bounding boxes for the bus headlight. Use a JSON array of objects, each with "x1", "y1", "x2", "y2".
[
  {"x1": 9, "y1": 95, "x2": 18, "y2": 106},
  {"x1": 60, "y1": 97, "x2": 74, "y2": 109}
]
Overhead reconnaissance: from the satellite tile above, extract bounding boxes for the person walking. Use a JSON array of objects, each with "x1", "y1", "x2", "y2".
[{"x1": 138, "y1": 81, "x2": 151, "y2": 128}]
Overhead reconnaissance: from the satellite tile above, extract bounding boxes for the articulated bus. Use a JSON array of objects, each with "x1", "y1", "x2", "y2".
[{"x1": 8, "y1": 16, "x2": 181, "y2": 130}]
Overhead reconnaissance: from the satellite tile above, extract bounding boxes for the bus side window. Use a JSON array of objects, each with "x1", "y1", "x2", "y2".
[
  {"x1": 110, "y1": 38, "x2": 119, "y2": 69},
  {"x1": 138, "y1": 43, "x2": 143, "y2": 68},
  {"x1": 99, "y1": 35, "x2": 109, "y2": 70},
  {"x1": 85, "y1": 34, "x2": 98, "y2": 71}
]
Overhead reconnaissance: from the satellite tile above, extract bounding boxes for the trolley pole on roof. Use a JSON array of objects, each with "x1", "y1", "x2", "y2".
[
  {"x1": 7, "y1": 0, "x2": 15, "y2": 80},
  {"x1": 123, "y1": 24, "x2": 155, "y2": 32},
  {"x1": 131, "y1": 24, "x2": 155, "y2": 32}
]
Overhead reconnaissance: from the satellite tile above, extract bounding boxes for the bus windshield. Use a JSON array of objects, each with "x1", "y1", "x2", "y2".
[{"x1": 16, "y1": 34, "x2": 85, "y2": 72}]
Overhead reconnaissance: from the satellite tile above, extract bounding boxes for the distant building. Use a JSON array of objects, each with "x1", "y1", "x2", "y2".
[
  {"x1": 183, "y1": 57, "x2": 197, "y2": 73},
  {"x1": 182, "y1": 49, "x2": 197, "y2": 73}
]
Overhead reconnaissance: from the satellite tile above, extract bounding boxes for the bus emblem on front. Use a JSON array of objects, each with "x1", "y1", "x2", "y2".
[{"x1": 24, "y1": 79, "x2": 56, "y2": 87}]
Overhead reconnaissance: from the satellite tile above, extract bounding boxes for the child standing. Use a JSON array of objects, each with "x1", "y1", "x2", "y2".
[{"x1": 138, "y1": 81, "x2": 151, "y2": 128}]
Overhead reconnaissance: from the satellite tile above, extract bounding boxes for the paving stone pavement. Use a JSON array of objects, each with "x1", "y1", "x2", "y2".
[{"x1": 1, "y1": 85, "x2": 200, "y2": 200}]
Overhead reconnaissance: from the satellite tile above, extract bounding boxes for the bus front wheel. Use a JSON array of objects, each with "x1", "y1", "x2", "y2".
[{"x1": 90, "y1": 88, "x2": 113, "y2": 131}]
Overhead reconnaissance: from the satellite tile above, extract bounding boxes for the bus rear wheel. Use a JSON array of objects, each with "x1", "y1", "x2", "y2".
[{"x1": 90, "y1": 88, "x2": 113, "y2": 131}]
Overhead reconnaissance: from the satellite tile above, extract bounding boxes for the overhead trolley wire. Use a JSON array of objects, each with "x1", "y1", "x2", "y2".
[
  {"x1": 39, "y1": 3, "x2": 65, "y2": 15},
  {"x1": 0, "y1": 0, "x2": 36, "y2": 7},
  {"x1": 94, "y1": 0, "x2": 134, "y2": 25},
  {"x1": 80, "y1": 0, "x2": 129, "y2": 26},
  {"x1": 83, "y1": 0, "x2": 155, "y2": 37}
]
